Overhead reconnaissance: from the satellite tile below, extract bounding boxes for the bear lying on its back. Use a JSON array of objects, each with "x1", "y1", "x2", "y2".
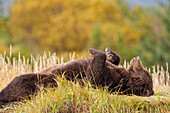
[
  {"x1": 86, "y1": 48, "x2": 154, "y2": 96},
  {"x1": 0, "y1": 48, "x2": 154, "y2": 107}
]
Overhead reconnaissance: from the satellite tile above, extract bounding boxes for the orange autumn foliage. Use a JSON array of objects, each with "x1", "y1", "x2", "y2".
[{"x1": 9, "y1": 0, "x2": 152, "y2": 52}]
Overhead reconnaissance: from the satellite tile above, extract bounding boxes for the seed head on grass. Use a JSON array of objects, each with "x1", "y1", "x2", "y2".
[{"x1": 0, "y1": 49, "x2": 169, "y2": 112}]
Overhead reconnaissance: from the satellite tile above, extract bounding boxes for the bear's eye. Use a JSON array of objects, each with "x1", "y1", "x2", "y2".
[
  {"x1": 132, "y1": 77, "x2": 140, "y2": 81},
  {"x1": 142, "y1": 84, "x2": 146, "y2": 88}
]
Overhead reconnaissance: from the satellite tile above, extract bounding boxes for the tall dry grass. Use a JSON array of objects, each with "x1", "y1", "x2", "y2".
[{"x1": 0, "y1": 47, "x2": 169, "y2": 112}]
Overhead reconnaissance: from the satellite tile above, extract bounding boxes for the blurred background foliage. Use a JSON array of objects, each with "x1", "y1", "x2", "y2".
[{"x1": 0, "y1": 0, "x2": 169, "y2": 69}]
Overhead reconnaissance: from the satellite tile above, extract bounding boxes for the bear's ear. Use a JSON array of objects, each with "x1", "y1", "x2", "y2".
[
  {"x1": 144, "y1": 90, "x2": 150, "y2": 96},
  {"x1": 129, "y1": 56, "x2": 143, "y2": 71}
]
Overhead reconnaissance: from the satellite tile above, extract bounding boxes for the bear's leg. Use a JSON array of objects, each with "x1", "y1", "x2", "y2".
[
  {"x1": 88, "y1": 48, "x2": 105, "y2": 57},
  {"x1": 105, "y1": 47, "x2": 120, "y2": 65},
  {"x1": 88, "y1": 48, "x2": 120, "y2": 65},
  {"x1": 0, "y1": 73, "x2": 56, "y2": 107},
  {"x1": 87, "y1": 49, "x2": 106, "y2": 86}
]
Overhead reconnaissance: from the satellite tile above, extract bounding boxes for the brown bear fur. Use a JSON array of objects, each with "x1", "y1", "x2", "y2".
[
  {"x1": 86, "y1": 49, "x2": 154, "y2": 96},
  {"x1": 0, "y1": 48, "x2": 154, "y2": 107}
]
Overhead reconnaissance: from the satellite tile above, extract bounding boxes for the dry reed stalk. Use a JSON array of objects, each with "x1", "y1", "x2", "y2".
[
  {"x1": 0, "y1": 47, "x2": 169, "y2": 91},
  {"x1": 166, "y1": 63, "x2": 169, "y2": 86}
]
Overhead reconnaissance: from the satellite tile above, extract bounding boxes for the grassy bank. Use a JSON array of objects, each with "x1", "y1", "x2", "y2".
[
  {"x1": 1, "y1": 78, "x2": 170, "y2": 113},
  {"x1": 0, "y1": 51, "x2": 169, "y2": 112}
]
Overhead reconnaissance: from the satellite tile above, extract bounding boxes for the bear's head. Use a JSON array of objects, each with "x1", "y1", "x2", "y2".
[{"x1": 127, "y1": 56, "x2": 154, "y2": 96}]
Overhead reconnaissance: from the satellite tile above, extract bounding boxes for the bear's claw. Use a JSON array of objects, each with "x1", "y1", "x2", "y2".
[{"x1": 105, "y1": 48, "x2": 114, "y2": 63}]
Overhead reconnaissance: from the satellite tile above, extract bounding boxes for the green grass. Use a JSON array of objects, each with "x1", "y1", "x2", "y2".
[
  {"x1": 0, "y1": 49, "x2": 169, "y2": 113},
  {"x1": 1, "y1": 78, "x2": 169, "y2": 113}
]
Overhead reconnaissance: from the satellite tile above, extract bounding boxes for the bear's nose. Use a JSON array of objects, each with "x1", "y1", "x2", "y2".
[
  {"x1": 136, "y1": 56, "x2": 140, "y2": 60},
  {"x1": 150, "y1": 90, "x2": 155, "y2": 96}
]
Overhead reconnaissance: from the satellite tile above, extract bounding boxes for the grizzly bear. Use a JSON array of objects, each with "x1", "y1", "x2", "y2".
[{"x1": 0, "y1": 48, "x2": 154, "y2": 107}]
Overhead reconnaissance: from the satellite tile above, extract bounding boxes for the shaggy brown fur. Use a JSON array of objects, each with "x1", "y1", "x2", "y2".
[
  {"x1": 0, "y1": 48, "x2": 154, "y2": 107},
  {"x1": 87, "y1": 49, "x2": 154, "y2": 96}
]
